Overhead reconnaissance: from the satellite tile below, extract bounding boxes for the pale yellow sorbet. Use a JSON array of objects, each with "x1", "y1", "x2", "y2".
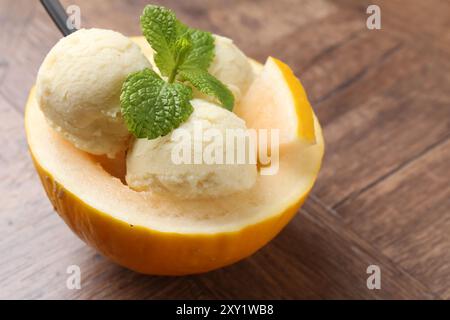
[
  {"x1": 36, "y1": 28, "x2": 151, "y2": 158},
  {"x1": 206, "y1": 35, "x2": 255, "y2": 102},
  {"x1": 126, "y1": 99, "x2": 257, "y2": 199}
]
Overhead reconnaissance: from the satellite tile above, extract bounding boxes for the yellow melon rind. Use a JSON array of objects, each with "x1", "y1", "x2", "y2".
[
  {"x1": 271, "y1": 57, "x2": 316, "y2": 144},
  {"x1": 32, "y1": 153, "x2": 308, "y2": 274}
]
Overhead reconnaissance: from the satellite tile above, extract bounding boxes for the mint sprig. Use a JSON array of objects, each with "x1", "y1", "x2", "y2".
[
  {"x1": 177, "y1": 27, "x2": 215, "y2": 71},
  {"x1": 120, "y1": 5, "x2": 234, "y2": 139}
]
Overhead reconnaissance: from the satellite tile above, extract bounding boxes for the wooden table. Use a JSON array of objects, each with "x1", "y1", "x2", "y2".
[{"x1": 0, "y1": 0, "x2": 449, "y2": 299}]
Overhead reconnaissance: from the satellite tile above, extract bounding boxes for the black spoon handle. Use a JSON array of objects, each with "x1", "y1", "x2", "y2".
[{"x1": 40, "y1": 0, "x2": 76, "y2": 36}]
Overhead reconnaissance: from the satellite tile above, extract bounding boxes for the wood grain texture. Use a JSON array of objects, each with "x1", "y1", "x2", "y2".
[
  {"x1": 0, "y1": 0, "x2": 449, "y2": 299},
  {"x1": 194, "y1": 198, "x2": 435, "y2": 299},
  {"x1": 314, "y1": 44, "x2": 450, "y2": 205},
  {"x1": 338, "y1": 140, "x2": 450, "y2": 298}
]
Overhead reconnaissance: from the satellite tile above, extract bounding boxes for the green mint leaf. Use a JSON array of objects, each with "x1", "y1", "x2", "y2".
[
  {"x1": 141, "y1": 5, "x2": 215, "y2": 77},
  {"x1": 180, "y1": 69, "x2": 234, "y2": 111},
  {"x1": 168, "y1": 35, "x2": 193, "y2": 83},
  {"x1": 134, "y1": 5, "x2": 232, "y2": 138},
  {"x1": 178, "y1": 27, "x2": 215, "y2": 71},
  {"x1": 140, "y1": 5, "x2": 179, "y2": 77},
  {"x1": 120, "y1": 68, "x2": 193, "y2": 139}
]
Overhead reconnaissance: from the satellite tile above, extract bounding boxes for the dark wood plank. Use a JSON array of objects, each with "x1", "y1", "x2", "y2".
[
  {"x1": 0, "y1": 0, "x2": 35, "y2": 59},
  {"x1": 336, "y1": 0, "x2": 450, "y2": 55},
  {"x1": 301, "y1": 31, "x2": 400, "y2": 104},
  {"x1": 337, "y1": 139, "x2": 450, "y2": 298},
  {"x1": 0, "y1": 2, "x2": 60, "y2": 112},
  {"x1": 0, "y1": 94, "x2": 52, "y2": 240},
  {"x1": 205, "y1": 0, "x2": 337, "y2": 57},
  {"x1": 268, "y1": 8, "x2": 365, "y2": 73},
  {"x1": 0, "y1": 59, "x2": 7, "y2": 88},
  {"x1": 311, "y1": 42, "x2": 450, "y2": 206}
]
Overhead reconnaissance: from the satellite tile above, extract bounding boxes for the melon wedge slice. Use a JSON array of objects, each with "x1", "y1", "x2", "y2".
[
  {"x1": 24, "y1": 37, "x2": 324, "y2": 275},
  {"x1": 235, "y1": 56, "x2": 316, "y2": 145}
]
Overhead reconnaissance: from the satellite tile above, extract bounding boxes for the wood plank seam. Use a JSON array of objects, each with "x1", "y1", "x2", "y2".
[
  {"x1": 301, "y1": 29, "x2": 363, "y2": 73},
  {"x1": 314, "y1": 43, "x2": 403, "y2": 104},
  {"x1": 0, "y1": 60, "x2": 9, "y2": 88},
  {"x1": 0, "y1": 88, "x2": 31, "y2": 115},
  {"x1": 190, "y1": 276, "x2": 219, "y2": 299},
  {"x1": 332, "y1": 134, "x2": 450, "y2": 210},
  {"x1": 307, "y1": 194, "x2": 441, "y2": 298},
  {"x1": 0, "y1": 3, "x2": 37, "y2": 113}
]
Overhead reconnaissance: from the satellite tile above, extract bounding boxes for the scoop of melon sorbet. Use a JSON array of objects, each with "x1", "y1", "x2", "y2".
[
  {"x1": 204, "y1": 35, "x2": 255, "y2": 102},
  {"x1": 36, "y1": 28, "x2": 151, "y2": 158},
  {"x1": 126, "y1": 99, "x2": 257, "y2": 199}
]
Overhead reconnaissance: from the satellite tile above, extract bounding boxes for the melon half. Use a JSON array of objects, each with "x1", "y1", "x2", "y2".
[{"x1": 24, "y1": 37, "x2": 324, "y2": 275}]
